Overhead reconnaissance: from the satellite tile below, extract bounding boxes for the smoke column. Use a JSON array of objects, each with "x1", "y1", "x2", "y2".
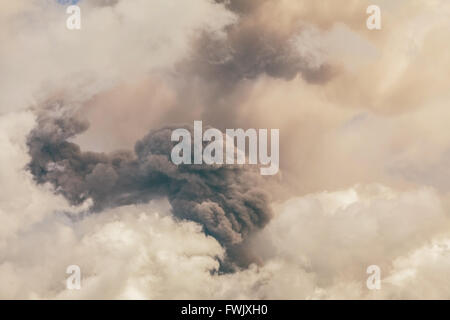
[{"x1": 27, "y1": 102, "x2": 273, "y2": 268}]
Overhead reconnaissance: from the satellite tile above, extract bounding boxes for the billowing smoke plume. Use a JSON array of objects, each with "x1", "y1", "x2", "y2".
[
  {"x1": 207, "y1": 0, "x2": 333, "y2": 83},
  {"x1": 160, "y1": 0, "x2": 335, "y2": 128},
  {"x1": 27, "y1": 102, "x2": 273, "y2": 267},
  {"x1": 23, "y1": 0, "x2": 336, "y2": 269}
]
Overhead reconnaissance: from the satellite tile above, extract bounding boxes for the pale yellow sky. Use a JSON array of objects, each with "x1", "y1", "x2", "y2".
[{"x1": 1, "y1": 0, "x2": 450, "y2": 299}]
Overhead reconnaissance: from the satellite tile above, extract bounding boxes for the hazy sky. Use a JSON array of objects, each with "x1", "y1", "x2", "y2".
[{"x1": 1, "y1": 0, "x2": 450, "y2": 299}]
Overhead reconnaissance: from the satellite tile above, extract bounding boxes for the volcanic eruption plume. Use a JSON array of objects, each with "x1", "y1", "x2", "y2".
[{"x1": 27, "y1": 102, "x2": 273, "y2": 268}]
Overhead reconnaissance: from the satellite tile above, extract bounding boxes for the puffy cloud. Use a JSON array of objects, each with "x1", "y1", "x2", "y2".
[
  {"x1": 2, "y1": 0, "x2": 450, "y2": 299},
  {"x1": 2, "y1": 134, "x2": 449, "y2": 298},
  {"x1": 0, "y1": 111, "x2": 221, "y2": 299},
  {"x1": 0, "y1": 111, "x2": 72, "y2": 246},
  {"x1": 250, "y1": 185, "x2": 449, "y2": 287},
  {"x1": 26, "y1": 103, "x2": 273, "y2": 267},
  {"x1": 0, "y1": 0, "x2": 236, "y2": 112}
]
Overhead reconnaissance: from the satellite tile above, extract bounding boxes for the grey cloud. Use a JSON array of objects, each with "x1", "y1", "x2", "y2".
[
  {"x1": 27, "y1": 102, "x2": 273, "y2": 268},
  {"x1": 188, "y1": 25, "x2": 333, "y2": 84},
  {"x1": 160, "y1": 0, "x2": 335, "y2": 129}
]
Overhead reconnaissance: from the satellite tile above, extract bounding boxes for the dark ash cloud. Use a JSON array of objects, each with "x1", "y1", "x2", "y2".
[
  {"x1": 161, "y1": 0, "x2": 335, "y2": 128},
  {"x1": 27, "y1": 102, "x2": 273, "y2": 268}
]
